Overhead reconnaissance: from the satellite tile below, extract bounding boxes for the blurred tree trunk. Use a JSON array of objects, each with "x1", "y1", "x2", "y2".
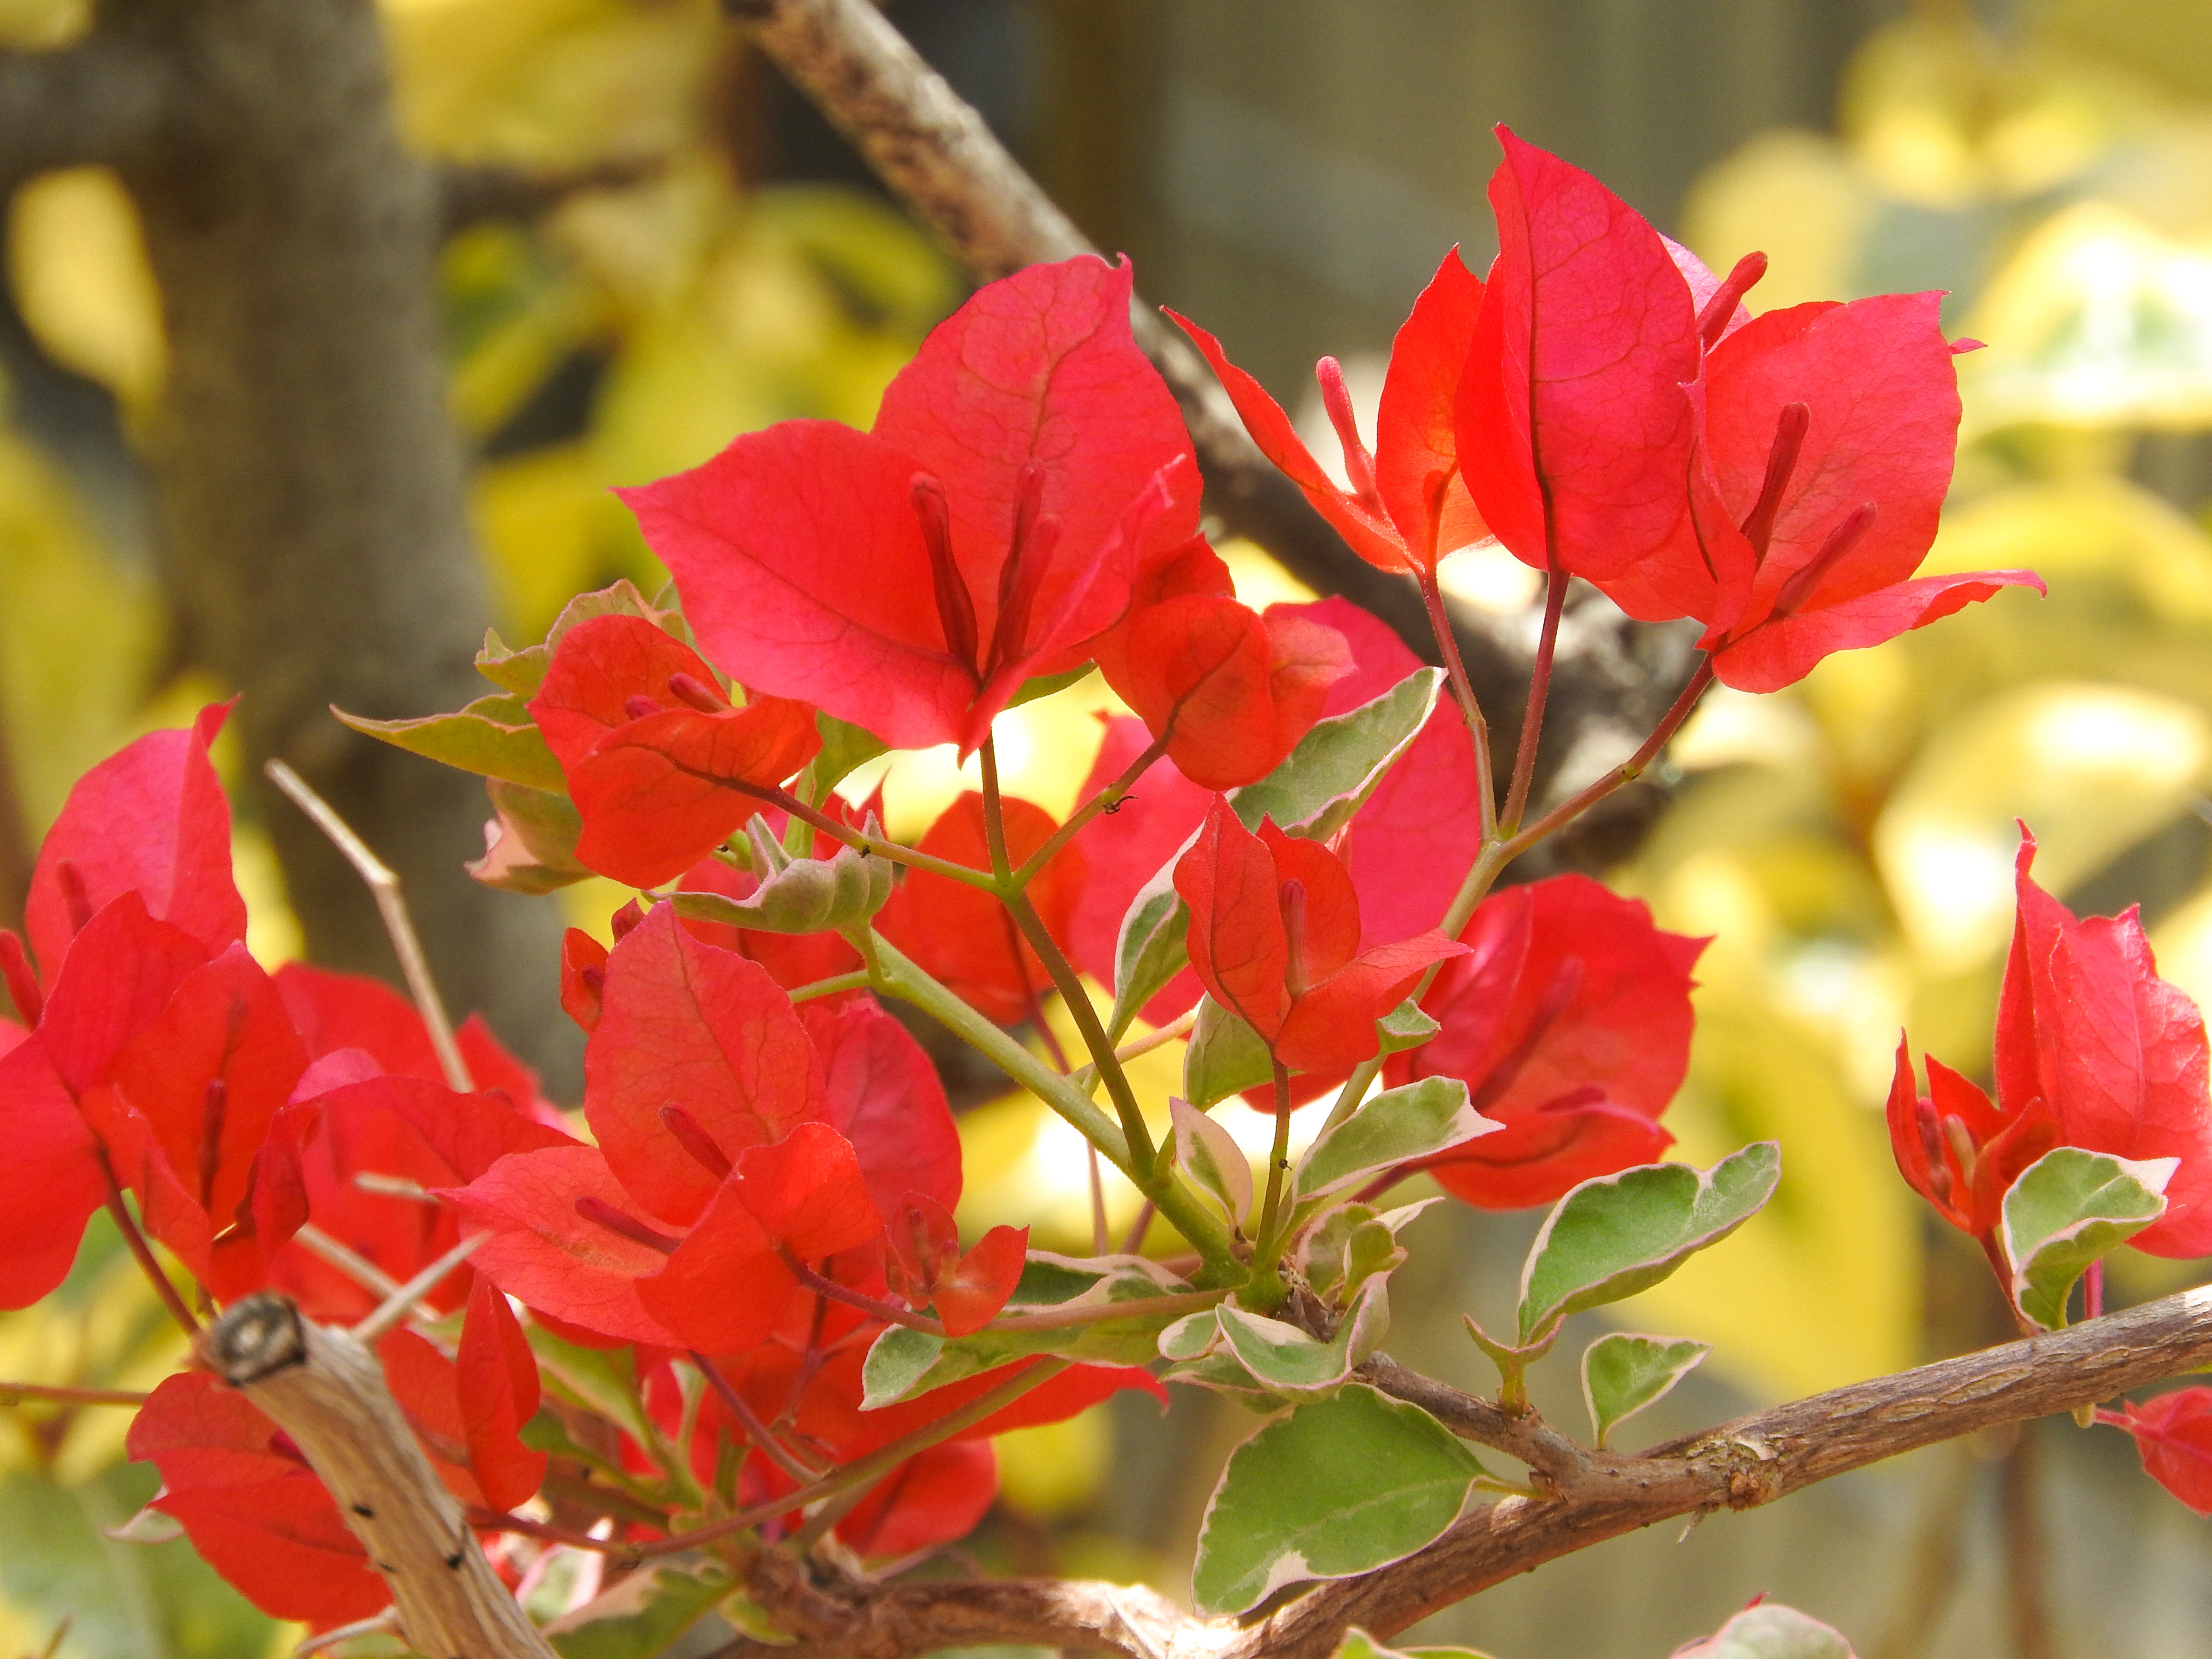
[{"x1": 0, "y1": 0, "x2": 578, "y2": 1087}]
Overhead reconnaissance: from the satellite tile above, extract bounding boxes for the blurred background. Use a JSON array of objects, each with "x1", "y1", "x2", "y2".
[{"x1": 5, "y1": 0, "x2": 2212, "y2": 1656}]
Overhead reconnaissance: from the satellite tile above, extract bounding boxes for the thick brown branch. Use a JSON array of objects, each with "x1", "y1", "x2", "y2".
[
  {"x1": 709, "y1": 1285, "x2": 2212, "y2": 1659},
  {"x1": 201, "y1": 1295, "x2": 558, "y2": 1659},
  {"x1": 0, "y1": 33, "x2": 176, "y2": 192}
]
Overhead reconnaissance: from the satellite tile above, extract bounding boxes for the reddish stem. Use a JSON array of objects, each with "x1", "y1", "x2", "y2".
[
  {"x1": 96, "y1": 1151, "x2": 199, "y2": 1335},
  {"x1": 1500, "y1": 564, "x2": 1569, "y2": 835},
  {"x1": 1501, "y1": 658, "x2": 1715, "y2": 860},
  {"x1": 786, "y1": 1257, "x2": 945, "y2": 1337},
  {"x1": 1416, "y1": 569, "x2": 1496, "y2": 838}
]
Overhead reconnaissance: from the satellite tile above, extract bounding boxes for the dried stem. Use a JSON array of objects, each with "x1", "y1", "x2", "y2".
[
  {"x1": 352, "y1": 1232, "x2": 484, "y2": 1346},
  {"x1": 265, "y1": 758, "x2": 473, "y2": 1093},
  {"x1": 0, "y1": 1381, "x2": 151, "y2": 1408}
]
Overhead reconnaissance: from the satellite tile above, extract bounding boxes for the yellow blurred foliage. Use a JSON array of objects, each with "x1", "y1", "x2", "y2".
[{"x1": 6, "y1": 168, "x2": 165, "y2": 413}]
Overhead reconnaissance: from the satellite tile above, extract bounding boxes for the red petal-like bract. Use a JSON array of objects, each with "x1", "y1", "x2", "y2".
[
  {"x1": 131, "y1": 1372, "x2": 389, "y2": 1627},
  {"x1": 1177, "y1": 799, "x2": 1464, "y2": 1073},
  {"x1": 585, "y1": 902, "x2": 822, "y2": 1227},
  {"x1": 833, "y1": 1439, "x2": 998, "y2": 1562},
  {"x1": 803, "y1": 996, "x2": 962, "y2": 1222},
  {"x1": 274, "y1": 961, "x2": 555, "y2": 1121},
  {"x1": 2106, "y1": 1389, "x2": 2212, "y2": 1516},
  {"x1": 24, "y1": 703, "x2": 246, "y2": 982},
  {"x1": 1680, "y1": 293, "x2": 2044, "y2": 688},
  {"x1": 875, "y1": 793, "x2": 1086, "y2": 1026},
  {"x1": 1390, "y1": 876, "x2": 1704, "y2": 1209},
  {"x1": 530, "y1": 614, "x2": 821, "y2": 887},
  {"x1": 1884, "y1": 1043, "x2": 2057, "y2": 1242},
  {"x1": 1457, "y1": 127, "x2": 1699, "y2": 583},
  {"x1": 1172, "y1": 250, "x2": 1491, "y2": 577},
  {"x1": 458, "y1": 1276, "x2": 547, "y2": 1512},
  {"x1": 1103, "y1": 595, "x2": 1351, "y2": 790},
  {"x1": 451, "y1": 1145, "x2": 684, "y2": 1347},
  {"x1": 933, "y1": 1224, "x2": 1028, "y2": 1337},
  {"x1": 0, "y1": 895, "x2": 209, "y2": 1307},
  {"x1": 632, "y1": 257, "x2": 1197, "y2": 752},
  {"x1": 1995, "y1": 830, "x2": 2212, "y2": 1256}
]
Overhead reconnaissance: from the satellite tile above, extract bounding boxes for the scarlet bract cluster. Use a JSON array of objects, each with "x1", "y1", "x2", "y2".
[{"x1": 2, "y1": 128, "x2": 2206, "y2": 1640}]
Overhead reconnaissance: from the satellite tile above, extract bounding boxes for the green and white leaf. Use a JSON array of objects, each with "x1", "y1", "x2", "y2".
[
  {"x1": 1184, "y1": 997, "x2": 1275, "y2": 1109},
  {"x1": 1679, "y1": 1603, "x2": 1859, "y2": 1659},
  {"x1": 1294, "y1": 1078, "x2": 1496, "y2": 1203},
  {"x1": 2001, "y1": 1146, "x2": 2175, "y2": 1332},
  {"x1": 338, "y1": 692, "x2": 568, "y2": 793},
  {"x1": 1170, "y1": 1096, "x2": 1253, "y2": 1228},
  {"x1": 1214, "y1": 1277, "x2": 1390, "y2": 1400},
  {"x1": 547, "y1": 1555, "x2": 732, "y2": 1659},
  {"x1": 1162, "y1": 1346, "x2": 1297, "y2": 1412},
  {"x1": 1580, "y1": 1332, "x2": 1710, "y2": 1448},
  {"x1": 1230, "y1": 669, "x2": 1443, "y2": 840},
  {"x1": 1190, "y1": 1383, "x2": 1484, "y2": 1615},
  {"x1": 1374, "y1": 999, "x2": 1441, "y2": 1059},
  {"x1": 1516, "y1": 1143, "x2": 1781, "y2": 1346},
  {"x1": 1333, "y1": 1630, "x2": 1496, "y2": 1659},
  {"x1": 673, "y1": 814, "x2": 892, "y2": 936},
  {"x1": 1295, "y1": 1201, "x2": 1419, "y2": 1307},
  {"x1": 470, "y1": 779, "x2": 590, "y2": 895},
  {"x1": 1107, "y1": 854, "x2": 1193, "y2": 1040},
  {"x1": 861, "y1": 1253, "x2": 1196, "y2": 1407}
]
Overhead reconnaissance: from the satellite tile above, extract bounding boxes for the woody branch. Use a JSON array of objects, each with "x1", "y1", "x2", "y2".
[{"x1": 703, "y1": 1285, "x2": 2212, "y2": 1659}]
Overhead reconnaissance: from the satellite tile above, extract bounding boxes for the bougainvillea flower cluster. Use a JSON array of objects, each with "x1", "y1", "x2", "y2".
[{"x1": 21, "y1": 122, "x2": 2212, "y2": 1640}]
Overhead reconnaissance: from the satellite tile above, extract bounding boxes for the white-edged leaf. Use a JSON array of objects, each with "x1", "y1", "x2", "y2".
[
  {"x1": 1579, "y1": 1332, "x2": 1709, "y2": 1448},
  {"x1": 2002, "y1": 1146, "x2": 2175, "y2": 1332},
  {"x1": 672, "y1": 815, "x2": 891, "y2": 935},
  {"x1": 1214, "y1": 1278, "x2": 1390, "y2": 1400},
  {"x1": 860, "y1": 1252, "x2": 1194, "y2": 1407},
  {"x1": 1374, "y1": 999, "x2": 1441, "y2": 1059},
  {"x1": 1171, "y1": 1096, "x2": 1253, "y2": 1227},
  {"x1": 1334, "y1": 1630, "x2": 1497, "y2": 1659},
  {"x1": 546, "y1": 1555, "x2": 733, "y2": 1659},
  {"x1": 1677, "y1": 1602, "x2": 1859, "y2": 1659},
  {"x1": 1516, "y1": 1143, "x2": 1781, "y2": 1346},
  {"x1": 1230, "y1": 670, "x2": 1444, "y2": 839},
  {"x1": 1107, "y1": 855, "x2": 1194, "y2": 1040},
  {"x1": 1159, "y1": 1308, "x2": 1223, "y2": 1362},
  {"x1": 1184, "y1": 996, "x2": 1274, "y2": 1109},
  {"x1": 1294, "y1": 1077, "x2": 1497, "y2": 1202},
  {"x1": 1191, "y1": 1382, "x2": 1482, "y2": 1615}
]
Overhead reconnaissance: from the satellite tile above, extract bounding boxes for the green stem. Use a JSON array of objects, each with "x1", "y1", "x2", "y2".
[
  {"x1": 861, "y1": 932, "x2": 1238, "y2": 1275},
  {"x1": 1499, "y1": 563, "x2": 1568, "y2": 836},
  {"x1": 1012, "y1": 733, "x2": 1168, "y2": 887},
  {"x1": 1417, "y1": 568, "x2": 1497, "y2": 841},
  {"x1": 1251, "y1": 1060, "x2": 1295, "y2": 1280},
  {"x1": 729, "y1": 781, "x2": 998, "y2": 891},
  {"x1": 786, "y1": 969, "x2": 871, "y2": 1004},
  {"x1": 986, "y1": 1286, "x2": 1227, "y2": 1334},
  {"x1": 978, "y1": 739, "x2": 1158, "y2": 1181}
]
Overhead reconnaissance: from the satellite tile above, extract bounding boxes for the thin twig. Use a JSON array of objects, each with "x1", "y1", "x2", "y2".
[
  {"x1": 292, "y1": 1610, "x2": 401, "y2": 1658},
  {"x1": 693, "y1": 1351, "x2": 824, "y2": 1483},
  {"x1": 351, "y1": 1233, "x2": 485, "y2": 1346},
  {"x1": 1498, "y1": 566, "x2": 1568, "y2": 835},
  {"x1": 0, "y1": 1381, "x2": 151, "y2": 1408},
  {"x1": 265, "y1": 759, "x2": 474, "y2": 1093},
  {"x1": 96, "y1": 1150, "x2": 199, "y2": 1335},
  {"x1": 294, "y1": 1222, "x2": 407, "y2": 1300}
]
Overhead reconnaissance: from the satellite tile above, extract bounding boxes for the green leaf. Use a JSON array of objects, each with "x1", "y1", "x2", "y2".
[
  {"x1": 860, "y1": 1253, "x2": 1197, "y2": 1407},
  {"x1": 338, "y1": 692, "x2": 568, "y2": 792},
  {"x1": 1294, "y1": 1078, "x2": 1495, "y2": 1203},
  {"x1": 470, "y1": 778, "x2": 590, "y2": 895},
  {"x1": 1374, "y1": 999, "x2": 1441, "y2": 1059},
  {"x1": 1680, "y1": 1603, "x2": 1860, "y2": 1659},
  {"x1": 1516, "y1": 1143, "x2": 1781, "y2": 1346},
  {"x1": 1161, "y1": 1346, "x2": 1295, "y2": 1412},
  {"x1": 1190, "y1": 1383, "x2": 1483, "y2": 1615},
  {"x1": 1295, "y1": 1199, "x2": 1435, "y2": 1308},
  {"x1": 1107, "y1": 859, "x2": 1191, "y2": 1041},
  {"x1": 672, "y1": 815, "x2": 892, "y2": 935},
  {"x1": 547, "y1": 1556, "x2": 732, "y2": 1659},
  {"x1": 2001, "y1": 1146, "x2": 2175, "y2": 1332},
  {"x1": 1214, "y1": 1277, "x2": 1390, "y2": 1400},
  {"x1": 1184, "y1": 997, "x2": 1274, "y2": 1109},
  {"x1": 808, "y1": 712, "x2": 889, "y2": 798},
  {"x1": 1579, "y1": 1332, "x2": 1710, "y2": 1448},
  {"x1": 1010, "y1": 662, "x2": 1097, "y2": 708},
  {"x1": 1230, "y1": 669, "x2": 1443, "y2": 839},
  {"x1": 527, "y1": 1321, "x2": 653, "y2": 1446},
  {"x1": 1170, "y1": 1096, "x2": 1253, "y2": 1227},
  {"x1": 477, "y1": 626, "x2": 547, "y2": 696}
]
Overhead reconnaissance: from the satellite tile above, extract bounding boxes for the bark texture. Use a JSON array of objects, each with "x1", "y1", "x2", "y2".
[{"x1": 1, "y1": 0, "x2": 577, "y2": 1082}]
